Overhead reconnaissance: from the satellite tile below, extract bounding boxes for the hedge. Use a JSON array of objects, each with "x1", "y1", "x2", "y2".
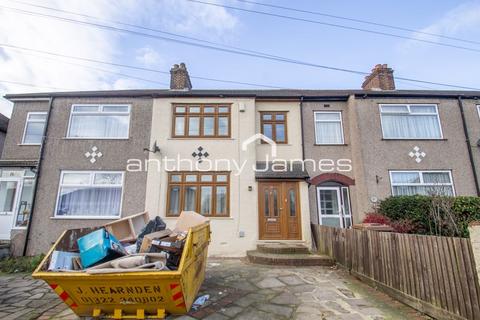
[{"x1": 378, "y1": 195, "x2": 480, "y2": 237}]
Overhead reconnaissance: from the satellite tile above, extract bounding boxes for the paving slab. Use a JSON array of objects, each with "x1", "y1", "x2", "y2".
[{"x1": 0, "y1": 259, "x2": 430, "y2": 319}]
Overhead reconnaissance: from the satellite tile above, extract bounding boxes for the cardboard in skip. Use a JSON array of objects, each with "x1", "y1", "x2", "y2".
[
  {"x1": 77, "y1": 228, "x2": 127, "y2": 268},
  {"x1": 139, "y1": 229, "x2": 172, "y2": 253},
  {"x1": 174, "y1": 211, "x2": 209, "y2": 233},
  {"x1": 48, "y1": 251, "x2": 80, "y2": 271}
]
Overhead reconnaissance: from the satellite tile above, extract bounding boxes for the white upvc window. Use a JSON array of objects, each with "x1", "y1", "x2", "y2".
[
  {"x1": 67, "y1": 104, "x2": 130, "y2": 139},
  {"x1": 22, "y1": 112, "x2": 47, "y2": 144},
  {"x1": 390, "y1": 170, "x2": 454, "y2": 196},
  {"x1": 314, "y1": 111, "x2": 344, "y2": 145},
  {"x1": 476, "y1": 105, "x2": 480, "y2": 119},
  {"x1": 380, "y1": 104, "x2": 443, "y2": 139},
  {"x1": 55, "y1": 171, "x2": 124, "y2": 219}
]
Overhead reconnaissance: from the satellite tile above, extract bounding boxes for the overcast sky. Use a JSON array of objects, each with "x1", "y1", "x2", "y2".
[{"x1": 0, "y1": 0, "x2": 479, "y2": 117}]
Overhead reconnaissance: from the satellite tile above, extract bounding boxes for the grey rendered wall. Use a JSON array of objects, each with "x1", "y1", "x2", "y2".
[
  {"x1": 302, "y1": 100, "x2": 356, "y2": 224},
  {"x1": 2, "y1": 100, "x2": 49, "y2": 160},
  {"x1": 26, "y1": 97, "x2": 152, "y2": 255},
  {"x1": 354, "y1": 97, "x2": 477, "y2": 217},
  {"x1": 462, "y1": 98, "x2": 480, "y2": 196}
]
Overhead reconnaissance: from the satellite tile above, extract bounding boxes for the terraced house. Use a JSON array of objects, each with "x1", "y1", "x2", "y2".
[{"x1": 2, "y1": 63, "x2": 480, "y2": 257}]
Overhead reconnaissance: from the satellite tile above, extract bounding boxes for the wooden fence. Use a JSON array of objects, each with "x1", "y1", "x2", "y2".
[{"x1": 312, "y1": 224, "x2": 480, "y2": 320}]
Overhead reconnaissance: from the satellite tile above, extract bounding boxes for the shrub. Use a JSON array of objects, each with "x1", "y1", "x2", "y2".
[
  {"x1": 0, "y1": 254, "x2": 45, "y2": 274},
  {"x1": 378, "y1": 195, "x2": 480, "y2": 237},
  {"x1": 363, "y1": 213, "x2": 391, "y2": 225}
]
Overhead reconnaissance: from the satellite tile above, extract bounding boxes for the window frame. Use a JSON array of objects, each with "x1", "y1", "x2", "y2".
[
  {"x1": 171, "y1": 104, "x2": 231, "y2": 138},
  {"x1": 379, "y1": 104, "x2": 443, "y2": 140},
  {"x1": 476, "y1": 105, "x2": 480, "y2": 120},
  {"x1": 21, "y1": 112, "x2": 47, "y2": 145},
  {"x1": 313, "y1": 111, "x2": 345, "y2": 145},
  {"x1": 260, "y1": 111, "x2": 288, "y2": 144},
  {"x1": 66, "y1": 104, "x2": 131, "y2": 139},
  {"x1": 389, "y1": 170, "x2": 455, "y2": 196},
  {"x1": 54, "y1": 170, "x2": 125, "y2": 219},
  {"x1": 166, "y1": 172, "x2": 230, "y2": 217}
]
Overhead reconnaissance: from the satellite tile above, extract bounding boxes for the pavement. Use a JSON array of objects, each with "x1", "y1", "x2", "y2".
[{"x1": 0, "y1": 259, "x2": 430, "y2": 320}]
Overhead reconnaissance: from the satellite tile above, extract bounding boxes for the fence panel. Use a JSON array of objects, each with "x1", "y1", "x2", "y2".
[{"x1": 312, "y1": 224, "x2": 480, "y2": 320}]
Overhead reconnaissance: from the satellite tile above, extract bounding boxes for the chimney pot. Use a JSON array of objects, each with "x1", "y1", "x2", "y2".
[
  {"x1": 170, "y1": 63, "x2": 192, "y2": 90},
  {"x1": 362, "y1": 63, "x2": 395, "y2": 91}
]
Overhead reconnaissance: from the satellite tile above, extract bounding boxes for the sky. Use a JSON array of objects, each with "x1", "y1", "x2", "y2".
[{"x1": 0, "y1": 0, "x2": 479, "y2": 117}]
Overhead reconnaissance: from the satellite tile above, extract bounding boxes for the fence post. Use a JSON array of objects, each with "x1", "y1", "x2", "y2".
[{"x1": 468, "y1": 221, "x2": 480, "y2": 278}]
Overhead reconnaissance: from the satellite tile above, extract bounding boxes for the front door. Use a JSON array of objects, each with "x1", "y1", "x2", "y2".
[
  {"x1": 259, "y1": 182, "x2": 301, "y2": 240},
  {"x1": 0, "y1": 178, "x2": 22, "y2": 240},
  {"x1": 317, "y1": 186, "x2": 352, "y2": 228}
]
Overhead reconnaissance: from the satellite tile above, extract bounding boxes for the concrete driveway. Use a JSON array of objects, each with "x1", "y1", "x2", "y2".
[{"x1": 0, "y1": 259, "x2": 429, "y2": 319}]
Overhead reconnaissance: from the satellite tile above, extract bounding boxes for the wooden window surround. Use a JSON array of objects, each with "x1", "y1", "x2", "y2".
[
  {"x1": 172, "y1": 104, "x2": 231, "y2": 138},
  {"x1": 166, "y1": 172, "x2": 230, "y2": 217},
  {"x1": 260, "y1": 111, "x2": 288, "y2": 144}
]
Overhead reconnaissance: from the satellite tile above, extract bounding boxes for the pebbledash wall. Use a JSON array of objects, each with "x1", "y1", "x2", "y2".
[
  {"x1": 5, "y1": 97, "x2": 152, "y2": 255},
  {"x1": 303, "y1": 95, "x2": 480, "y2": 226},
  {"x1": 145, "y1": 97, "x2": 312, "y2": 257}
]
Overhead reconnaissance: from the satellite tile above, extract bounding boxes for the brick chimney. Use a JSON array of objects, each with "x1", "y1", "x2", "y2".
[
  {"x1": 361, "y1": 64, "x2": 395, "y2": 91},
  {"x1": 170, "y1": 63, "x2": 192, "y2": 90}
]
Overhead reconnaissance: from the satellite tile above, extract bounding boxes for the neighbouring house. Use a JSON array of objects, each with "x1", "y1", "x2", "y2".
[
  {"x1": 2, "y1": 63, "x2": 480, "y2": 257},
  {"x1": 0, "y1": 113, "x2": 9, "y2": 156}
]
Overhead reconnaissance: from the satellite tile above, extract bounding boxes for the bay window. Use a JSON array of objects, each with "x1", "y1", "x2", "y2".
[
  {"x1": 167, "y1": 172, "x2": 229, "y2": 217},
  {"x1": 67, "y1": 105, "x2": 130, "y2": 139},
  {"x1": 55, "y1": 171, "x2": 124, "y2": 218},
  {"x1": 380, "y1": 104, "x2": 442, "y2": 139}
]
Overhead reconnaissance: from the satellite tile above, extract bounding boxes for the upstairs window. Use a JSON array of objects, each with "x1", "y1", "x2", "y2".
[
  {"x1": 172, "y1": 104, "x2": 231, "y2": 138},
  {"x1": 380, "y1": 104, "x2": 442, "y2": 139},
  {"x1": 67, "y1": 105, "x2": 130, "y2": 139},
  {"x1": 22, "y1": 112, "x2": 47, "y2": 144},
  {"x1": 314, "y1": 112, "x2": 344, "y2": 144},
  {"x1": 390, "y1": 170, "x2": 454, "y2": 196},
  {"x1": 260, "y1": 112, "x2": 287, "y2": 143}
]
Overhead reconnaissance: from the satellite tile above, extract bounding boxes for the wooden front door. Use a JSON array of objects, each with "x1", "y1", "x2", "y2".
[{"x1": 258, "y1": 182, "x2": 301, "y2": 240}]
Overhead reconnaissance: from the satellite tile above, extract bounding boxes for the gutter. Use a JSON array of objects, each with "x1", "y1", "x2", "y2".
[
  {"x1": 22, "y1": 97, "x2": 54, "y2": 256},
  {"x1": 458, "y1": 96, "x2": 480, "y2": 196}
]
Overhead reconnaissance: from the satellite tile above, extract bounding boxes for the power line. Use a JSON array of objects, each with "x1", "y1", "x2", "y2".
[
  {"x1": 0, "y1": 79, "x2": 72, "y2": 90},
  {"x1": 231, "y1": 0, "x2": 480, "y2": 46},
  {"x1": 0, "y1": 5, "x2": 479, "y2": 90},
  {"x1": 186, "y1": 0, "x2": 480, "y2": 54},
  {"x1": 5, "y1": 0, "x2": 288, "y2": 61},
  {"x1": 0, "y1": 44, "x2": 285, "y2": 89}
]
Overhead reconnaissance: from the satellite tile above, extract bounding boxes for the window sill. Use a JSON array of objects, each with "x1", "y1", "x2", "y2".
[
  {"x1": 164, "y1": 216, "x2": 233, "y2": 220},
  {"x1": 314, "y1": 144, "x2": 348, "y2": 146},
  {"x1": 381, "y1": 138, "x2": 447, "y2": 141},
  {"x1": 62, "y1": 138, "x2": 129, "y2": 140},
  {"x1": 12, "y1": 226, "x2": 27, "y2": 230},
  {"x1": 18, "y1": 143, "x2": 41, "y2": 146},
  {"x1": 168, "y1": 137, "x2": 235, "y2": 140},
  {"x1": 50, "y1": 216, "x2": 120, "y2": 220}
]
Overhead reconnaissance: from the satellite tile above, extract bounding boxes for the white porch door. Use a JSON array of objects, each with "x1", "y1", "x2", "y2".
[
  {"x1": 0, "y1": 178, "x2": 22, "y2": 240},
  {"x1": 317, "y1": 186, "x2": 352, "y2": 228}
]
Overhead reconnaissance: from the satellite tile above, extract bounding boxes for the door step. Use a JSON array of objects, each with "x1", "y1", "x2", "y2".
[{"x1": 247, "y1": 243, "x2": 334, "y2": 266}]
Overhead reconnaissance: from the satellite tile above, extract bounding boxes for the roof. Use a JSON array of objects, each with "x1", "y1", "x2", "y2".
[
  {"x1": 4, "y1": 89, "x2": 480, "y2": 100},
  {"x1": 0, "y1": 114, "x2": 8, "y2": 133},
  {"x1": 255, "y1": 161, "x2": 309, "y2": 180}
]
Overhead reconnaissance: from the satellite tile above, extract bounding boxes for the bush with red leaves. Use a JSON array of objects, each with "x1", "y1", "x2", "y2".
[
  {"x1": 363, "y1": 213, "x2": 391, "y2": 225},
  {"x1": 389, "y1": 219, "x2": 418, "y2": 234}
]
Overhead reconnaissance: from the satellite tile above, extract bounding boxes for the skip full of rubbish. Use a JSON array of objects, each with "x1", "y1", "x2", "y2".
[{"x1": 46, "y1": 211, "x2": 209, "y2": 273}]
